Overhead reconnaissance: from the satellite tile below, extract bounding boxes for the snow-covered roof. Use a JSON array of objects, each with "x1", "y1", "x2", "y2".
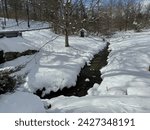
[{"x1": 79, "y1": 28, "x2": 87, "y2": 32}]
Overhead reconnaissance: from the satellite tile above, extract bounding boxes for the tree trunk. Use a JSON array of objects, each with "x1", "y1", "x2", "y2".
[
  {"x1": 64, "y1": 0, "x2": 70, "y2": 47},
  {"x1": 4, "y1": 0, "x2": 9, "y2": 19},
  {"x1": 1, "y1": 0, "x2": 6, "y2": 26},
  {"x1": 26, "y1": 1, "x2": 30, "y2": 28},
  {"x1": 15, "y1": 4, "x2": 19, "y2": 26},
  {"x1": 125, "y1": 17, "x2": 128, "y2": 31},
  {"x1": 65, "y1": 28, "x2": 69, "y2": 47}
]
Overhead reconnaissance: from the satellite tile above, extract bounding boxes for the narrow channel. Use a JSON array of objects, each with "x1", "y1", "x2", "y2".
[{"x1": 35, "y1": 42, "x2": 110, "y2": 99}]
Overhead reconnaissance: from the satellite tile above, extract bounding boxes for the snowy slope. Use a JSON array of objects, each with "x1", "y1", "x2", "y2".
[
  {"x1": 0, "y1": 37, "x2": 36, "y2": 52},
  {"x1": 88, "y1": 30, "x2": 150, "y2": 96},
  {"x1": 0, "y1": 27, "x2": 106, "y2": 112},
  {"x1": 0, "y1": 18, "x2": 49, "y2": 31},
  {"x1": 0, "y1": 18, "x2": 49, "y2": 52},
  {"x1": 0, "y1": 91, "x2": 45, "y2": 113},
  {"x1": 1, "y1": 29, "x2": 106, "y2": 95},
  {"x1": 45, "y1": 30, "x2": 150, "y2": 113}
]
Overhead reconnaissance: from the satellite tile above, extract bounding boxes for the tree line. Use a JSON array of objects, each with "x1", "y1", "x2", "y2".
[{"x1": 0, "y1": 0, "x2": 150, "y2": 46}]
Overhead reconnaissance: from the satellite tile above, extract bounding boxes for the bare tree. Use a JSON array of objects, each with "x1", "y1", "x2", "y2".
[
  {"x1": 4, "y1": 0, "x2": 9, "y2": 18},
  {"x1": 51, "y1": 0, "x2": 79, "y2": 47},
  {"x1": 1, "y1": 0, "x2": 7, "y2": 26},
  {"x1": 26, "y1": 0, "x2": 30, "y2": 28}
]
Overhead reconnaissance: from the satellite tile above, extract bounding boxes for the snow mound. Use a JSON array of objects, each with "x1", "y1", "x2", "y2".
[
  {"x1": 0, "y1": 91, "x2": 45, "y2": 113},
  {"x1": 127, "y1": 86, "x2": 150, "y2": 96},
  {"x1": 45, "y1": 96, "x2": 150, "y2": 113},
  {"x1": 88, "y1": 83, "x2": 100, "y2": 96}
]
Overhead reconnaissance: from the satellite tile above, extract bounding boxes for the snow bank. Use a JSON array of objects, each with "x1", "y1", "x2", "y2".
[
  {"x1": 127, "y1": 86, "x2": 150, "y2": 96},
  {"x1": 89, "y1": 30, "x2": 150, "y2": 96},
  {"x1": 46, "y1": 30, "x2": 150, "y2": 113},
  {"x1": 23, "y1": 33, "x2": 106, "y2": 94},
  {"x1": 40, "y1": 30, "x2": 150, "y2": 113},
  {"x1": 0, "y1": 91, "x2": 45, "y2": 113},
  {"x1": 44, "y1": 96, "x2": 150, "y2": 113},
  {"x1": 0, "y1": 37, "x2": 35, "y2": 52},
  {"x1": 1, "y1": 29, "x2": 106, "y2": 95}
]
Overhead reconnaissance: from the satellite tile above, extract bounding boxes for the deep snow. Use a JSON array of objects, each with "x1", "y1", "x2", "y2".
[
  {"x1": 1, "y1": 19, "x2": 150, "y2": 113},
  {"x1": 45, "y1": 95, "x2": 150, "y2": 113},
  {"x1": 0, "y1": 91, "x2": 45, "y2": 113},
  {"x1": 3, "y1": 30, "x2": 106, "y2": 95},
  {"x1": 46, "y1": 30, "x2": 150, "y2": 113},
  {"x1": 0, "y1": 19, "x2": 106, "y2": 112},
  {"x1": 1, "y1": 26, "x2": 106, "y2": 94},
  {"x1": 89, "y1": 31, "x2": 150, "y2": 96}
]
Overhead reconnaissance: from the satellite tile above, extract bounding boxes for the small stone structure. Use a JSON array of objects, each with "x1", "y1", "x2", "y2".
[{"x1": 79, "y1": 28, "x2": 87, "y2": 37}]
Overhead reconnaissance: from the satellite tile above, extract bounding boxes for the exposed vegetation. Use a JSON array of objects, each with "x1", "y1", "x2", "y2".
[{"x1": 0, "y1": 65, "x2": 27, "y2": 95}]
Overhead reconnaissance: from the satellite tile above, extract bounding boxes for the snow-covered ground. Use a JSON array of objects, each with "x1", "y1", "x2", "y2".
[
  {"x1": 45, "y1": 30, "x2": 150, "y2": 113},
  {"x1": 0, "y1": 19, "x2": 106, "y2": 112},
  {"x1": 1, "y1": 30, "x2": 106, "y2": 95},
  {"x1": 89, "y1": 30, "x2": 150, "y2": 96},
  {"x1": 0, "y1": 91, "x2": 45, "y2": 113},
  {"x1": 45, "y1": 95, "x2": 150, "y2": 113},
  {"x1": 1, "y1": 19, "x2": 150, "y2": 113},
  {"x1": 0, "y1": 18, "x2": 49, "y2": 31}
]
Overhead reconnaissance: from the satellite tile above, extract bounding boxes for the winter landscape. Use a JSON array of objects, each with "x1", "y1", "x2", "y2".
[{"x1": 1, "y1": 0, "x2": 150, "y2": 113}]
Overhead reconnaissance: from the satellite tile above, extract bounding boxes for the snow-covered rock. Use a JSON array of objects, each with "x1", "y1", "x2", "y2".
[{"x1": 85, "y1": 78, "x2": 90, "y2": 82}]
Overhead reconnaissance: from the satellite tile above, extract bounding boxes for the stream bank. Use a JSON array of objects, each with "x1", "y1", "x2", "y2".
[{"x1": 36, "y1": 42, "x2": 110, "y2": 99}]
